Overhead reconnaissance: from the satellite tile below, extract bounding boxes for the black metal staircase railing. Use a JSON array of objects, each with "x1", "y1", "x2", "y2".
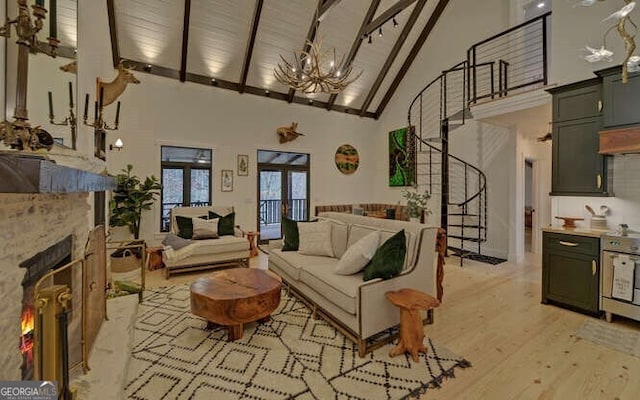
[{"x1": 407, "y1": 12, "x2": 550, "y2": 264}]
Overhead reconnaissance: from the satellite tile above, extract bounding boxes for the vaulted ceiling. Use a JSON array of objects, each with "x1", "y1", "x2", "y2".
[{"x1": 108, "y1": 0, "x2": 449, "y2": 119}]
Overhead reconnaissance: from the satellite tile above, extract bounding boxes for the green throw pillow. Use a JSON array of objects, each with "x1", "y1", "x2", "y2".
[
  {"x1": 209, "y1": 211, "x2": 236, "y2": 236},
  {"x1": 281, "y1": 217, "x2": 317, "y2": 251},
  {"x1": 363, "y1": 230, "x2": 406, "y2": 281},
  {"x1": 175, "y1": 215, "x2": 207, "y2": 239}
]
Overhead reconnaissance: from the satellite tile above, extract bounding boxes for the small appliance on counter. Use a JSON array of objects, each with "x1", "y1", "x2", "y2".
[{"x1": 600, "y1": 226, "x2": 640, "y2": 323}]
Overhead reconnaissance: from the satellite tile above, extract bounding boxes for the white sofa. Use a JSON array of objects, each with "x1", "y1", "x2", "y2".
[
  {"x1": 162, "y1": 206, "x2": 250, "y2": 279},
  {"x1": 268, "y1": 212, "x2": 439, "y2": 356}
]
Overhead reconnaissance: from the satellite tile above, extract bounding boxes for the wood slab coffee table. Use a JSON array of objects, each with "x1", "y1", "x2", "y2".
[{"x1": 190, "y1": 268, "x2": 281, "y2": 341}]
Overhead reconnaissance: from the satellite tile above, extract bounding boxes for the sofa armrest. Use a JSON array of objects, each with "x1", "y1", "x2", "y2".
[
  {"x1": 358, "y1": 228, "x2": 438, "y2": 339},
  {"x1": 234, "y1": 225, "x2": 245, "y2": 238}
]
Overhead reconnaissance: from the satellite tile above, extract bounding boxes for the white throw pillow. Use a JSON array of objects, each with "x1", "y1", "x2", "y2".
[
  {"x1": 192, "y1": 217, "x2": 219, "y2": 239},
  {"x1": 334, "y1": 231, "x2": 380, "y2": 275},
  {"x1": 298, "y1": 220, "x2": 334, "y2": 257}
]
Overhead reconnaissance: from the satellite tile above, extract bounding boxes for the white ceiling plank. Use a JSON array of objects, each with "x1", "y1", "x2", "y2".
[
  {"x1": 187, "y1": 0, "x2": 255, "y2": 82},
  {"x1": 368, "y1": 0, "x2": 437, "y2": 112},
  {"x1": 56, "y1": 0, "x2": 77, "y2": 48},
  {"x1": 115, "y1": 0, "x2": 184, "y2": 69}
]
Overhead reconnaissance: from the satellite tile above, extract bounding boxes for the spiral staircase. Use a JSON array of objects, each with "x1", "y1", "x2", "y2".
[{"x1": 406, "y1": 12, "x2": 550, "y2": 265}]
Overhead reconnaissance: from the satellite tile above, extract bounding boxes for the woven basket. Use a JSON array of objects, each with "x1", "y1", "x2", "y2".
[{"x1": 110, "y1": 249, "x2": 140, "y2": 273}]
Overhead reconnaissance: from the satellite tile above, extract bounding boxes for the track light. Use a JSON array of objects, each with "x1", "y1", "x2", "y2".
[
  {"x1": 378, "y1": 27, "x2": 383, "y2": 37},
  {"x1": 211, "y1": 78, "x2": 217, "y2": 86},
  {"x1": 144, "y1": 64, "x2": 152, "y2": 72},
  {"x1": 368, "y1": 34, "x2": 372, "y2": 44},
  {"x1": 265, "y1": 89, "x2": 270, "y2": 95},
  {"x1": 393, "y1": 17, "x2": 398, "y2": 27}
]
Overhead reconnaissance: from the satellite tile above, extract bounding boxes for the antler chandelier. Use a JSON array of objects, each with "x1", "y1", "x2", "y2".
[
  {"x1": 274, "y1": 39, "x2": 361, "y2": 94},
  {"x1": 579, "y1": 0, "x2": 638, "y2": 82}
]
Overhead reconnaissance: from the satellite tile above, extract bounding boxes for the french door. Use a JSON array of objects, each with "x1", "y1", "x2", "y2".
[{"x1": 257, "y1": 151, "x2": 310, "y2": 240}]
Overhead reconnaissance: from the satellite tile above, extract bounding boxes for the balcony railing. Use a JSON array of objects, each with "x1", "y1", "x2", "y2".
[
  {"x1": 259, "y1": 199, "x2": 307, "y2": 225},
  {"x1": 467, "y1": 11, "x2": 550, "y2": 104}
]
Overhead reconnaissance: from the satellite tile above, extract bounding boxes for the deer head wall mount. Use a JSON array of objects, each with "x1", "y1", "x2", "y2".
[
  {"x1": 96, "y1": 61, "x2": 140, "y2": 107},
  {"x1": 276, "y1": 122, "x2": 305, "y2": 143}
]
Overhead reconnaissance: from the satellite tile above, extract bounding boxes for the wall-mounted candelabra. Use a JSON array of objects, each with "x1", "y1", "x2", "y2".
[
  {"x1": 82, "y1": 88, "x2": 121, "y2": 160},
  {"x1": 48, "y1": 81, "x2": 77, "y2": 150},
  {"x1": 0, "y1": 0, "x2": 60, "y2": 151}
]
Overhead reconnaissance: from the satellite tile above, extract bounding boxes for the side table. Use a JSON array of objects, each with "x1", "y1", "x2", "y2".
[
  {"x1": 145, "y1": 246, "x2": 165, "y2": 271},
  {"x1": 246, "y1": 231, "x2": 260, "y2": 257},
  {"x1": 386, "y1": 288, "x2": 440, "y2": 362}
]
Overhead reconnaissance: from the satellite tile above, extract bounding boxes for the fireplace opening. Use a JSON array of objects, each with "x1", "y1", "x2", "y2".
[{"x1": 19, "y1": 235, "x2": 72, "y2": 380}]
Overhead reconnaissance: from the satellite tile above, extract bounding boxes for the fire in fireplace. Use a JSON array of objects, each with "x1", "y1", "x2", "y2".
[{"x1": 20, "y1": 305, "x2": 35, "y2": 379}]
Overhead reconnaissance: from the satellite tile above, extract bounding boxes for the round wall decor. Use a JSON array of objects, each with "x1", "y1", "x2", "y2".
[{"x1": 335, "y1": 144, "x2": 359, "y2": 174}]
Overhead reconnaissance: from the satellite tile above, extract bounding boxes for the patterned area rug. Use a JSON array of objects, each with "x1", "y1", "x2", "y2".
[
  {"x1": 125, "y1": 285, "x2": 470, "y2": 399},
  {"x1": 576, "y1": 320, "x2": 640, "y2": 358}
]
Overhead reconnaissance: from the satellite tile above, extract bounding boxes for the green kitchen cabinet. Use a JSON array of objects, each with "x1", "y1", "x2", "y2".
[
  {"x1": 597, "y1": 66, "x2": 640, "y2": 129},
  {"x1": 542, "y1": 232, "x2": 600, "y2": 315},
  {"x1": 550, "y1": 78, "x2": 602, "y2": 122},
  {"x1": 548, "y1": 79, "x2": 612, "y2": 196}
]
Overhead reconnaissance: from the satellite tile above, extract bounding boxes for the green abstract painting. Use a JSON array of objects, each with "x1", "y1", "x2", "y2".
[{"x1": 388, "y1": 127, "x2": 415, "y2": 187}]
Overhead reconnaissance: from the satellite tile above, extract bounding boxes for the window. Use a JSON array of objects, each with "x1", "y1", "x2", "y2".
[{"x1": 160, "y1": 146, "x2": 212, "y2": 231}]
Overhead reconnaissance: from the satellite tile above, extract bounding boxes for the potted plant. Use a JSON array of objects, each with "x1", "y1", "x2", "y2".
[
  {"x1": 109, "y1": 164, "x2": 162, "y2": 239},
  {"x1": 402, "y1": 188, "x2": 432, "y2": 223}
]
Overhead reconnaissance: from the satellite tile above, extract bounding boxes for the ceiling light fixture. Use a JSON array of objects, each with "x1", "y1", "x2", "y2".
[
  {"x1": 368, "y1": 34, "x2": 372, "y2": 44},
  {"x1": 144, "y1": 64, "x2": 152, "y2": 72},
  {"x1": 579, "y1": 0, "x2": 638, "y2": 83},
  {"x1": 537, "y1": 2, "x2": 545, "y2": 8},
  {"x1": 273, "y1": 5, "x2": 361, "y2": 94},
  {"x1": 378, "y1": 27, "x2": 383, "y2": 37},
  {"x1": 393, "y1": 17, "x2": 398, "y2": 27}
]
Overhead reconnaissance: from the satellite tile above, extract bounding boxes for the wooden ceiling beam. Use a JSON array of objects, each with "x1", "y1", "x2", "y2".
[
  {"x1": 376, "y1": 0, "x2": 450, "y2": 117},
  {"x1": 121, "y1": 59, "x2": 377, "y2": 119},
  {"x1": 318, "y1": 0, "x2": 342, "y2": 21},
  {"x1": 239, "y1": 0, "x2": 264, "y2": 94},
  {"x1": 362, "y1": 0, "x2": 417, "y2": 37},
  {"x1": 287, "y1": 0, "x2": 329, "y2": 103},
  {"x1": 179, "y1": 0, "x2": 192, "y2": 82},
  {"x1": 359, "y1": 0, "x2": 427, "y2": 116},
  {"x1": 326, "y1": 0, "x2": 381, "y2": 111},
  {"x1": 106, "y1": 0, "x2": 120, "y2": 67}
]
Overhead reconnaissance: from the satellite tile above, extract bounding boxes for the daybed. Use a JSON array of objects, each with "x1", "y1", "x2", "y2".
[
  {"x1": 268, "y1": 212, "x2": 439, "y2": 356},
  {"x1": 162, "y1": 206, "x2": 250, "y2": 279}
]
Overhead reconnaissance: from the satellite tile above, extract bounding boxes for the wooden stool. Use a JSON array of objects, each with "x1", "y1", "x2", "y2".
[
  {"x1": 246, "y1": 231, "x2": 260, "y2": 257},
  {"x1": 386, "y1": 288, "x2": 440, "y2": 362},
  {"x1": 145, "y1": 246, "x2": 165, "y2": 271}
]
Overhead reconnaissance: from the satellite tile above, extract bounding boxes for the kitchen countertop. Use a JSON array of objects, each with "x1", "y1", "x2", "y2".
[{"x1": 541, "y1": 226, "x2": 610, "y2": 238}]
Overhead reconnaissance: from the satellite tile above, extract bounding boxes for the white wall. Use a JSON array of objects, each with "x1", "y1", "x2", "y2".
[{"x1": 105, "y1": 74, "x2": 379, "y2": 241}]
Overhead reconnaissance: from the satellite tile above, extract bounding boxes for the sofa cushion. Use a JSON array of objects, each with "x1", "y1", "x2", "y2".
[
  {"x1": 335, "y1": 231, "x2": 379, "y2": 275},
  {"x1": 269, "y1": 249, "x2": 335, "y2": 281},
  {"x1": 318, "y1": 217, "x2": 349, "y2": 258},
  {"x1": 363, "y1": 230, "x2": 406, "y2": 281},
  {"x1": 298, "y1": 220, "x2": 334, "y2": 257},
  {"x1": 348, "y1": 224, "x2": 414, "y2": 271},
  {"x1": 208, "y1": 211, "x2": 235, "y2": 236},
  {"x1": 175, "y1": 215, "x2": 208, "y2": 239},
  {"x1": 300, "y1": 264, "x2": 361, "y2": 315},
  {"x1": 192, "y1": 217, "x2": 219, "y2": 239}
]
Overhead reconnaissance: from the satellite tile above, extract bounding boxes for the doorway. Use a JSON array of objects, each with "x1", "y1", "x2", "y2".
[
  {"x1": 524, "y1": 159, "x2": 534, "y2": 253},
  {"x1": 257, "y1": 150, "x2": 310, "y2": 241}
]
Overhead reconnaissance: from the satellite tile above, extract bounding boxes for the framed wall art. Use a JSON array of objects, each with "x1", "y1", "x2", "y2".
[
  {"x1": 388, "y1": 127, "x2": 415, "y2": 187},
  {"x1": 334, "y1": 144, "x2": 359, "y2": 175},
  {"x1": 237, "y1": 154, "x2": 249, "y2": 176},
  {"x1": 221, "y1": 169, "x2": 233, "y2": 192}
]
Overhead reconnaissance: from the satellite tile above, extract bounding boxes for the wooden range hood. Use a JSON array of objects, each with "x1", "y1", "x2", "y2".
[{"x1": 599, "y1": 126, "x2": 640, "y2": 154}]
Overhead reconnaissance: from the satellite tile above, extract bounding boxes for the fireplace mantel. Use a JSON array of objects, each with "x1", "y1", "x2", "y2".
[{"x1": 0, "y1": 153, "x2": 115, "y2": 193}]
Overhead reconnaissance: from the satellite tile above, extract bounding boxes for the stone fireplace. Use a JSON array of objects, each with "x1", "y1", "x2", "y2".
[{"x1": 0, "y1": 192, "x2": 90, "y2": 380}]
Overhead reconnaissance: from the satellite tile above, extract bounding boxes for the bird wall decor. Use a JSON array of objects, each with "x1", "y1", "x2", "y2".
[{"x1": 276, "y1": 122, "x2": 305, "y2": 143}]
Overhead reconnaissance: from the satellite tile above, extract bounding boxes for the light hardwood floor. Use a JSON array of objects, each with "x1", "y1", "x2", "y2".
[{"x1": 145, "y1": 252, "x2": 640, "y2": 400}]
